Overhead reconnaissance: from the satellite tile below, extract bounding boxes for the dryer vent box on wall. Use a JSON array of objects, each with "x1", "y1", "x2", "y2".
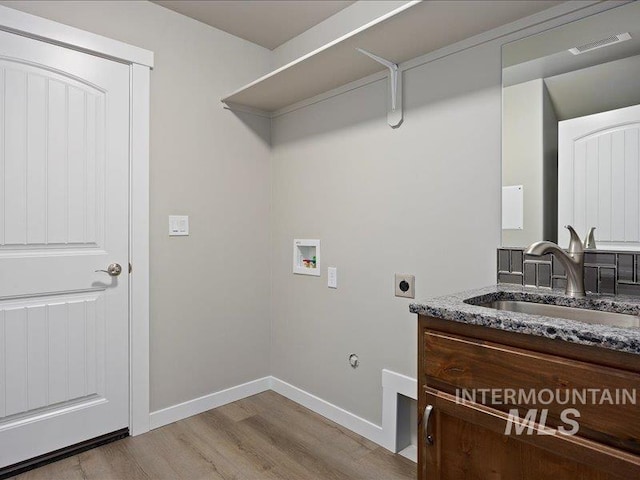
[{"x1": 293, "y1": 239, "x2": 320, "y2": 276}]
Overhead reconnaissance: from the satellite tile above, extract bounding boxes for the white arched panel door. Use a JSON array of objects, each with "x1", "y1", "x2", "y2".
[
  {"x1": 558, "y1": 104, "x2": 640, "y2": 249},
  {"x1": 0, "y1": 28, "x2": 130, "y2": 468}
]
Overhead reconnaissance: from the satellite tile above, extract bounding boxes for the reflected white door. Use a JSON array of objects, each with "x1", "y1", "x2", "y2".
[
  {"x1": 559, "y1": 104, "x2": 640, "y2": 249},
  {"x1": 0, "y1": 29, "x2": 130, "y2": 467}
]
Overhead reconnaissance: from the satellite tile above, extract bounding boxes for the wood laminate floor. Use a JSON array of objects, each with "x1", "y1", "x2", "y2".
[{"x1": 11, "y1": 391, "x2": 416, "y2": 480}]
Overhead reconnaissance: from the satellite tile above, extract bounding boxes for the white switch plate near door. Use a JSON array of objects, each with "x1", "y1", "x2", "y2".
[{"x1": 169, "y1": 215, "x2": 189, "y2": 236}]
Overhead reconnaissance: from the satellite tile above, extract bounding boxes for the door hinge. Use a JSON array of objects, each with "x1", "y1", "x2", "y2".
[{"x1": 129, "y1": 263, "x2": 133, "y2": 274}]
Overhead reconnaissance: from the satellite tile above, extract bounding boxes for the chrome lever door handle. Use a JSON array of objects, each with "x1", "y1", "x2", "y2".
[
  {"x1": 95, "y1": 263, "x2": 123, "y2": 277},
  {"x1": 423, "y1": 404, "x2": 434, "y2": 445}
]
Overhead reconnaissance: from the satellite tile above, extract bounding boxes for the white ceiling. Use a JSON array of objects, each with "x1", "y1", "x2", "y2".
[
  {"x1": 153, "y1": 0, "x2": 355, "y2": 50},
  {"x1": 544, "y1": 54, "x2": 640, "y2": 120}
]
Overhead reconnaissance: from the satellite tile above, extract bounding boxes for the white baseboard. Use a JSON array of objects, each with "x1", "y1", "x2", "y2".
[
  {"x1": 399, "y1": 444, "x2": 417, "y2": 463},
  {"x1": 148, "y1": 372, "x2": 417, "y2": 464},
  {"x1": 382, "y1": 369, "x2": 416, "y2": 399},
  {"x1": 149, "y1": 377, "x2": 271, "y2": 430},
  {"x1": 382, "y1": 369, "x2": 417, "y2": 458},
  {"x1": 270, "y1": 377, "x2": 385, "y2": 446}
]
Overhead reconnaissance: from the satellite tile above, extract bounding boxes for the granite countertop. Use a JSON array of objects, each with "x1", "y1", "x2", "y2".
[{"x1": 409, "y1": 284, "x2": 640, "y2": 355}]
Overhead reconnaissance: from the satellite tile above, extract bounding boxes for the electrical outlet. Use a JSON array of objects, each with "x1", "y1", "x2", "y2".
[{"x1": 395, "y1": 274, "x2": 415, "y2": 298}]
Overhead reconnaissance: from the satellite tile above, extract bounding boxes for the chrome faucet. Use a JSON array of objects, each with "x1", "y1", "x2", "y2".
[
  {"x1": 525, "y1": 225, "x2": 585, "y2": 298},
  {"x1": 584, "y1": 227, "x2": 597, "y2": 250}
]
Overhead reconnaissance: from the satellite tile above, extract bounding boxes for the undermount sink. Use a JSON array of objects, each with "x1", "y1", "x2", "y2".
[{"x1": 480, "y1": 300, "x2": 640, "y2": 329}]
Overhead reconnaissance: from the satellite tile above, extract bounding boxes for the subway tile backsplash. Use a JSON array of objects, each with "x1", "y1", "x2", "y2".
[{"x1": 497, "y1": 248, "x2": 640, "y2": 297}]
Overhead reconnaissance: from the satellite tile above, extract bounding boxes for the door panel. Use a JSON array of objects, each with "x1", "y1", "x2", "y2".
[
  {"x1": 0, "y1": 293, "x2": 105, "y2": 418},
  {"x1": 0, "y1": 62, "x2": 106, "y2": 250},
  {"x1": 558, "y1": 104, "x2": 640, "y2": 248},
  {"x1": 0, "y1": 28, "x2": 129, "y2": 468}
]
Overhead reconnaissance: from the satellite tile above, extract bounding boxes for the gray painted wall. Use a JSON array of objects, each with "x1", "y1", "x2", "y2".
[
  {"x1": 2, "y1": 0, "x2": 605, "y2": 433},
  {"x1": 1, "y1": 0, "x2": 273, "y2": 412},
  {"x1": 270, "y1": 40, "x2": 502, "y2": 424},
  {"x1": 267, "y1": 1, "x2": 609, "y2": 425},
  {"x1": 542, "y1": 82, "x2": 559, "y2": 244},
  {"x1": 502, "y1": 79, "x2": 545, "y2": 247},
  {"x1": 502, "y1": 79, "x2": 558, "y2": 247}
]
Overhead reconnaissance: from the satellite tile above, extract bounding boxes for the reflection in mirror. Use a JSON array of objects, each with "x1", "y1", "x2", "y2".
[{"x1": 502, "y1": 2, "x2": 640, "y2": 250}]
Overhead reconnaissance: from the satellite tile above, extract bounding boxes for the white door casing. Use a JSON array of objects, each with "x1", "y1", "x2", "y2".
[
  {"x1": 558, "y1": 104, "x2": 640, "y2": 249},
  {"x1": 0, "y1": 29, "x2": 130, "y2": 467}
]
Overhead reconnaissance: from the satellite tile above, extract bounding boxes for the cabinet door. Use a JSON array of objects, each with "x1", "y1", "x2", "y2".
[
  {"x1": 419, "y1": 388, "x2": 640, "y2": 480},
  {"x1": 423, "y1": 329, "x2": 640, "y2": 454}
]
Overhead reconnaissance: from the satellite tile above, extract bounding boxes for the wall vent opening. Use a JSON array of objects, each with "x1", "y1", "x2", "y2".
[{"x1": 569, "y1": 32, "x2": 631, "y2": 55}]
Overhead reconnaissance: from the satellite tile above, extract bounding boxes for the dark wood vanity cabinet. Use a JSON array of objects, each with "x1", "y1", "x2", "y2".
[{"x1": 417, "y1": 315, "x2": 640, "y2": 480}]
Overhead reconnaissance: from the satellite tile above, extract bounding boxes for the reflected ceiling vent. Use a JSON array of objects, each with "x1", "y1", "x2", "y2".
[{"x1": 569, "y1": 32, "x2": 631, "y2": 55}]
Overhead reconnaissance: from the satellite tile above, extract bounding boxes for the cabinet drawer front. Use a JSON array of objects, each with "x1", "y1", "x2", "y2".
[
  {"x1": 422, "y1": 387, "x2": 640, "y2": 480},
  {"x1": 424, "y1": 331, "x2": 640, "y2": 453}
]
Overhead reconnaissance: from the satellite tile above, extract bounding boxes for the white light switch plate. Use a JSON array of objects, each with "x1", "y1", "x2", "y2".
[
  {"x1": 328, "y1": 267, "x2": 337, "y2": 288},
  {"x1": 169, "y1": 215, "x2": 189, "y2": 236}
]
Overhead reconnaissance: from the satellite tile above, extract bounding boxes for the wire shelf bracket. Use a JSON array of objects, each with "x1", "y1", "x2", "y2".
[{"x1": 357, "y1": 48, "x2": 403, "y2": 128}]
